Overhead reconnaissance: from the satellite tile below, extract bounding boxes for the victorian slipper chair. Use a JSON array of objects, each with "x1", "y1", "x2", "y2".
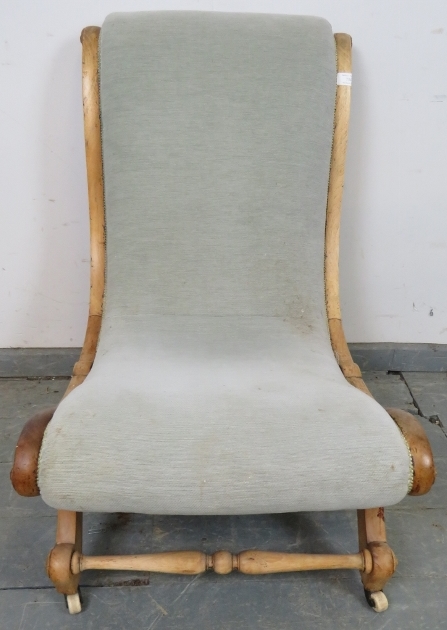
[{"x1": 11, "y1": 12, "x2": 435, "y2": 615}]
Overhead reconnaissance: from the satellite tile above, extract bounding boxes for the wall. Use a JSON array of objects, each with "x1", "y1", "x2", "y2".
[{"x1": 1, "y1": 0, "x2": 446, "y2": 346}]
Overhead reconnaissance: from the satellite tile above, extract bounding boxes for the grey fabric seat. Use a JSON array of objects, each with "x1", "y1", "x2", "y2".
[{"x1": 38, "y1": 11, "x2": 411, "y2": 514}]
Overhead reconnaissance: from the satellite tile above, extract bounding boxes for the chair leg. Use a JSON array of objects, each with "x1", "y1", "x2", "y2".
[
  {"x1": 45, "y1": 509, "x2": 395, "y2": 615},
  {"x1": 357, "y1": 508, "x2": 397, "y2": 612},
  {"x1": 46, "y1": 511, "x2": 83, "y2": 614}
]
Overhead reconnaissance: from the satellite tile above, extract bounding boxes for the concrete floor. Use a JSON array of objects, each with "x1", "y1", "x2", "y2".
[{"x1": 1, "y1": 372, "x2": 446, "y2": 629}]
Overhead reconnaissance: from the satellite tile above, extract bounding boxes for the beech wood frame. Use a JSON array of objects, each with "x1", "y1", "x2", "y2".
[{"x1": 11, "y1": 27, "x2": 435, "y2": 614}]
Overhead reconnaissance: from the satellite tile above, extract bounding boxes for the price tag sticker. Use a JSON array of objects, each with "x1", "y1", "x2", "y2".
[{"x1": 337, "y1": 72, "x2": 352, "y2": 86}]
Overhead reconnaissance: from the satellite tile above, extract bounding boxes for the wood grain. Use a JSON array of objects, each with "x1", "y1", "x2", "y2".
[
  {"x1": 64, "y1": 25, "x2": 104, "y2": 398},
  {"x1": 361, "y1": 542, "x2": 397, "y2": 593},
  {"x1": 325, "y1": 33, "x2": 372, "y2": 395},
  {"x1": 387, "y1": 407, "x2": 436, "y2": 495},
  {"x1": 10, "y1": 407, "x2": 56, "y2": 496},
  {"x1": 46, "y1": 513, "x2": 83, "y2": 595},
  {"x1": 70, "y1": 549, "x2": 372, "y2": 576},
  {"x1": 357, "y1": 509, "x2": 396, "y2": 593},
  {"x1": 358, "y1": 507, "x2": 387, "y2": 550},
  {"x1": 47, "y1": 543, "x2": 80, "y2": 595},
  {"x1": 325, "y1": 33, "x2": 352, "y2": 323}
]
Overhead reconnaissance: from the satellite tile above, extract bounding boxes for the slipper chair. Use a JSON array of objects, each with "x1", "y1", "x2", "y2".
[{"x1": 11, "y1": 11, "x2": 435, "y2": 615}]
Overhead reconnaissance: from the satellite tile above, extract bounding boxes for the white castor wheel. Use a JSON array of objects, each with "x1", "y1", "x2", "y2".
[
  {"x1": 65, "y1": 590, "x2": 82, "y2": 614},
  {"x1": 365, "y1": 589, "x2": 388, "y2": 612}
]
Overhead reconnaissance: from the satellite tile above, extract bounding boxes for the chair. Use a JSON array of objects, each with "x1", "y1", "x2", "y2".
[{"x1": 11, "y1": 12, "x2": 435, "y2": 615}]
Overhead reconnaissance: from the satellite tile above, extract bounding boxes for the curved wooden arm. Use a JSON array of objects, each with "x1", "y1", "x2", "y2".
[
  {"x1": 65, "y1": 26, "x2": 105, "y2": 398},
  {"x1": 386, "y1": 408, "x2": 436, "y2": 495},
  {"x1": 325, "y1": 34, "x2": 371, "y2": 397},
  {"x1": 10, "y1": 407, "x2": 56, "y2": 496}
]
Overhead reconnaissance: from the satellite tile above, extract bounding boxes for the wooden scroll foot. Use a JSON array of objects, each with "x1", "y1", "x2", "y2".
[
  {"x1": 358, "y1": 508, "x2": 396, "y2": 612},
  {"x1": 361, "y1": 541, "x2": 396, "y2": 593},
  {"x1": 47, "y1": 511, "x2": 83, "y2": 614}
]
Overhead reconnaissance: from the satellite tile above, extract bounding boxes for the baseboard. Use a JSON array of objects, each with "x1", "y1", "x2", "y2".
[
  {"x1": 0, "y1": 344, "x2": 446, "y2": 378},
  {"x1": 0, "y1": 348, "x2": 81, "y2": 378},
  {"x1": 349, "y1": 343, "x2": 447, "y2": 372}
]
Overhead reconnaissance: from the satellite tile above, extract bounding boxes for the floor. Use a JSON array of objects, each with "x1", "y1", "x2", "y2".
[{"x1": 1, "y1": 372, "x2": 446, "y2": 629}]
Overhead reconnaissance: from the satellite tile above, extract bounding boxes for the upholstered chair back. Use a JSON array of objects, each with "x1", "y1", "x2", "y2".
[{"x1": 99, "y1": 13, "x2": 336, "y2": 339}]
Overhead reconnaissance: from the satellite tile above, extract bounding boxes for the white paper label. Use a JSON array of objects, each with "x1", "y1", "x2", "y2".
[{"x1": 337, "y1": 72, "x2": 352, "y2": 86}]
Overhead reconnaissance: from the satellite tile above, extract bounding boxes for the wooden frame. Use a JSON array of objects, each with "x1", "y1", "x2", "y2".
[{"x1": 11, "y1": 27, "x2": 435, "y2": 616}]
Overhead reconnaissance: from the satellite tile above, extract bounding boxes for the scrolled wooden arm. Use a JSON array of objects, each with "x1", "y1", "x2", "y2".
[
  {"x1": 387, "y1": 407, "x2": 436, "y2": 496},
  {"x1": 10, "y1": 407, "x2": 56, "y2": 496}
]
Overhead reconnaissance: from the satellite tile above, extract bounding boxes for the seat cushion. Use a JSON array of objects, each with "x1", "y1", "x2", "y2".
[
  {"x1": 38, "y1": 316, "x2": 411, "y2": 514},
  {"x1": 38, "y1": 12, "x2": 411, "y2": 513}
]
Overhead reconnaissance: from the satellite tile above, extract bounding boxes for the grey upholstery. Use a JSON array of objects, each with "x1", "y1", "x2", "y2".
[{"x1": 38, "y1": 12, "x2": 411, "y2": 514}]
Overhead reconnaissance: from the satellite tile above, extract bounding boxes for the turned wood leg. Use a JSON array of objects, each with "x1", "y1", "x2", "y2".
[
  {"x1": 46, "y1": 511, "x2": 83, "y2": 614},
  {"x1": 357, "y1": 508, "x2": 396, "y2": 612}
]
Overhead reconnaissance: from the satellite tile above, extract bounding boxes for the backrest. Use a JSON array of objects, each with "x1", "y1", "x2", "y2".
[{"x1": 99, "y1": 12, "x2": 336, "y2": 327}]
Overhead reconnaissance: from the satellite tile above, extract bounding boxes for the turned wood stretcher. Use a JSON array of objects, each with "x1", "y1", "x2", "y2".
[{"x1": 11, "y1": 18, "x2": 435, "y2": 616}]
